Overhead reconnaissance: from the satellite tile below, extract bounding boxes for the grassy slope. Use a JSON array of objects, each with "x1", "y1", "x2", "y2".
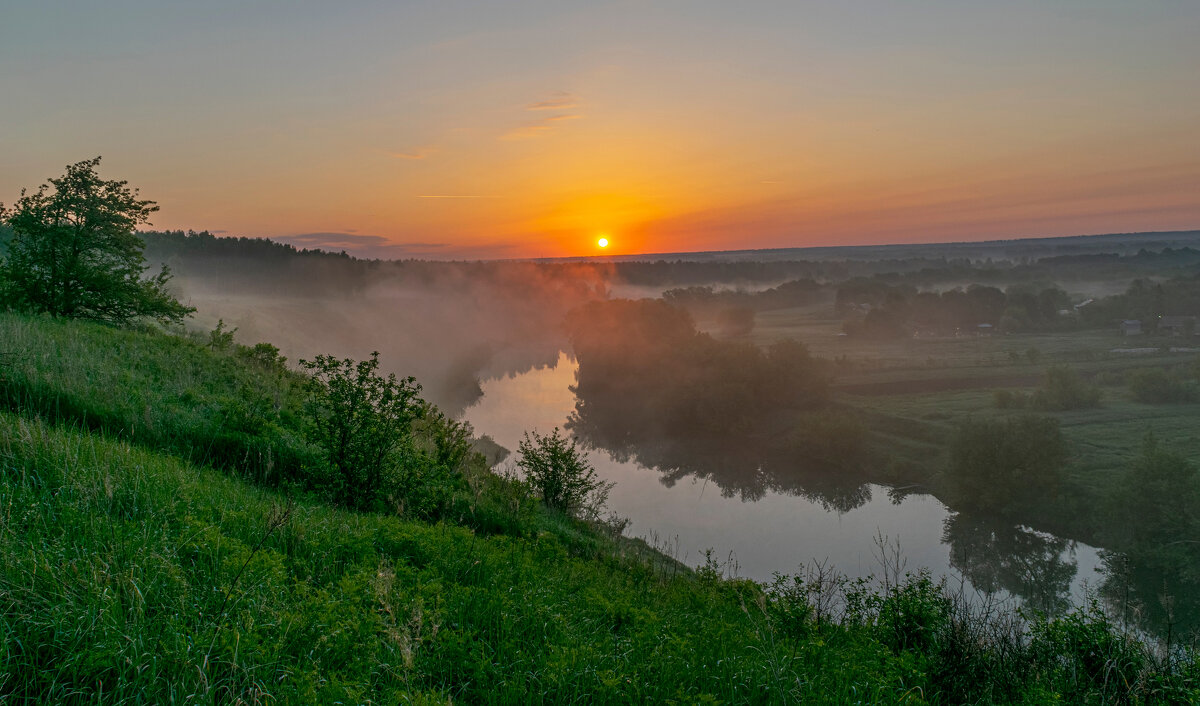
[
  {"x1": 0, "y1": 414, "x2": 919, "y2": 704},
  {"x1": 0, "y1": 313, "x2": 315, "y2": 486},
  {"x1": 1, "y1": 313, "x2": 1196, "y2": 704}
]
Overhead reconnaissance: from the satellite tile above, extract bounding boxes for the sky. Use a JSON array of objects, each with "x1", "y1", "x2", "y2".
[{"x1": 2, "y1": 1, "x2": 1199, "y2": 260}]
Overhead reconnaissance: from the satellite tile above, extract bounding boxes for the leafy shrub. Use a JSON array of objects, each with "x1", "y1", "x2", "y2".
[
  {"x1": 1029, "y1": 600, "x2": 1148, "y2": 703},
  {"x1": 517, "y1": 427, "x2": 611, "y2": 517},
  {"x1": 237, "y1": 342, "x2": 288, "y2": 373},
  {"x1": 0, "y1": 157, "x2": 194, "y2": 325},
  {"x1": 300, "y1": 351, "x2": 424, "y2": 509},
  {"x1": 207, "y1": 319, "x2": 237, "y2": 352},
  {"x1": 1106, "y1": 435, "x2": 1200, "y2": 557},
  {"x1": 394, "y1": 406, "x2": 476, "y2": 520}
]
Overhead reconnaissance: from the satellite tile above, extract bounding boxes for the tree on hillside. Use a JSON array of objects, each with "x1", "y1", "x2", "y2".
[
  {"x1": 517, "y1": 428, "x2": 611, "y2": 517},
  {"x1": 301, "y1": 352, "x2": 425, "y2": 510},
  {"x1": 0, "y1": 157, "x2": 193, "y2": 325}
]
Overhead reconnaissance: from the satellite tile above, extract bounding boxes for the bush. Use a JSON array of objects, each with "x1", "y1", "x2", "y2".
[
  {"x1": 300, "y1": 352, "x2": 424, "y2": 509},
  {"x1": 517, "y1": 427, "x2": 611, "y2": 517},
  {"x1": 1028, "y1": 600, "x2": 1148, "y2": 703},
  {"x1": 1128, "y1": 367, "x2": 1200, "y2": 404},
  {"x1": 1030, "y1": 366, "x2": 1101, "y2": 411},
  {"x1": 396, "y1": 405, "x2": 476, "y2": 520}
]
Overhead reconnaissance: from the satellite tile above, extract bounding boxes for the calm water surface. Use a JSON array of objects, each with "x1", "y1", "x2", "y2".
[{"x1": 463, "y1": 352, "x2": 1105, "y2": 610}]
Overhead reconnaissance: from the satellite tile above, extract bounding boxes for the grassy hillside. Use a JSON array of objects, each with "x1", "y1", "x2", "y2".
[
  {"x1": 1, "y1": 313, "x2": 1197, "y2": 703},
  {"x1": 0, "y1": 312, "x2": 315, "y2": 485}
]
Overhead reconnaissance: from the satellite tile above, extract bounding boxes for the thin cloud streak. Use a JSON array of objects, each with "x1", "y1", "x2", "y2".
[
  {"x1": 502, "y1": 114, "x2": 582, "y2": 140},
  {"x1": 526, "y1": 92, "x2": 578, "y2": 111},
  {"x1": 388, "y1": 147, "x2": 436, "y2": 160}
]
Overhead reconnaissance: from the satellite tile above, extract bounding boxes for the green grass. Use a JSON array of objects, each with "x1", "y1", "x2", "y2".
[
  {"x1": 7, "y1": 411, "x2": 1197, "y2": 704},
  {"x1": 0, "y1": 312, "x2": 317, "y2": 486},
  {"x1": 0, "y1": 411, "x2": 930, "y2": 704}
]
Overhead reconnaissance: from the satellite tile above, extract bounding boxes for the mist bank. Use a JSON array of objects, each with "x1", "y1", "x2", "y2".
[{"x1": 140, "y1": 228, "x2": 1200, "y2": 416}]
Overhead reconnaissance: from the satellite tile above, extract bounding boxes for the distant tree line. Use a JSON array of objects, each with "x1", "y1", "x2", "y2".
[
  {"x1": 663, "y1": 278, "x2": 825, "y2": 314},
  {"x1": 1077, "y1": 275, "x2": 1200, "y2": 329},
  {"x1": 837, "y1": 280, "x2": 1073, "y2": 338}
]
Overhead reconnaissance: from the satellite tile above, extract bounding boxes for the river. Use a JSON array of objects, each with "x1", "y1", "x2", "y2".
[{"x1": 463, "y1": 351, "x2": 1106, "y2": 614}]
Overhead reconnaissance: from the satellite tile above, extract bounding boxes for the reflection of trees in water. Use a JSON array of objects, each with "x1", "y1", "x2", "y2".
[
  {"x1": 1099, "y1": 551, "x2": 1200, "y2": 640},
  {"x1": 442, "y1": 339, "x2": 566, "y2": 417},
  {"x1": 564, "y1": 298, "x2": 870, "y2": 510},
  {"x1": 943, "y1": 513, "x2": 1077, "y2": 615},
  {"x1": 567, "y1": 403, "x2": 873, "y2": 512}
]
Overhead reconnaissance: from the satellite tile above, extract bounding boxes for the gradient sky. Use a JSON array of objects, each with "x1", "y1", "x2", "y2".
[{"x1": 3, "y1": 1, "x2": 1199, "y2": 259}]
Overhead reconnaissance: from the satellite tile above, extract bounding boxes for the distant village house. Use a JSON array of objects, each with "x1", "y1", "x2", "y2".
[{"x1": 1158, "y1": 315, "x2": 1198, "y2": 336}]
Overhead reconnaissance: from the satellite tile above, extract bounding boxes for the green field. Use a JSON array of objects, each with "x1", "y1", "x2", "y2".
[{"x1": 737, "y1": 305, "x2": 1200, "y2": 474}]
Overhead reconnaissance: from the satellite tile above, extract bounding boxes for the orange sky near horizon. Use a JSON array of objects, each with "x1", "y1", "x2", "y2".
[{"x1": 2, "y1": 2, "x2": 1199, "y2": 260}]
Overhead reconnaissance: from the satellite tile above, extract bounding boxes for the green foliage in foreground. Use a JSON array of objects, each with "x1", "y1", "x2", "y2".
[{"x1": 4, "y1": 412, "x2": 1199, "y2": 704}]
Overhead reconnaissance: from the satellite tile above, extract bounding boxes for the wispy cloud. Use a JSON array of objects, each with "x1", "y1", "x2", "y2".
[
  {"x1": 502, "y1": 114, "x2": 583, "y2": 141},
  {"x1": 388, "y1": 146, "x2": 437, "y2": 160},
  {"x1": 526, "y1": 91, "x2": 578, "y2": 111}
]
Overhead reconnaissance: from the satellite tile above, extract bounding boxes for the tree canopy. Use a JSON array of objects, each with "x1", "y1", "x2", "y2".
[
  {"x1": 0, "y1": 157, "x2": 193, "y2": 325},
  {"x1": 948, "y1": 414, "x2": 1067, "y2": 515}
]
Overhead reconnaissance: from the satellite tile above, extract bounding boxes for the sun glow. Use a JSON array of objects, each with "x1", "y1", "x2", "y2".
[{"x1": 597, "y1": 237, "x2": 609, "y2": 249}]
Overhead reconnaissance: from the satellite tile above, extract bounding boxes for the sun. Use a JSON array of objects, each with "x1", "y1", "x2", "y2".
[{"x1": 597, "y1": 237, "x2": 609, "y2": 249}]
